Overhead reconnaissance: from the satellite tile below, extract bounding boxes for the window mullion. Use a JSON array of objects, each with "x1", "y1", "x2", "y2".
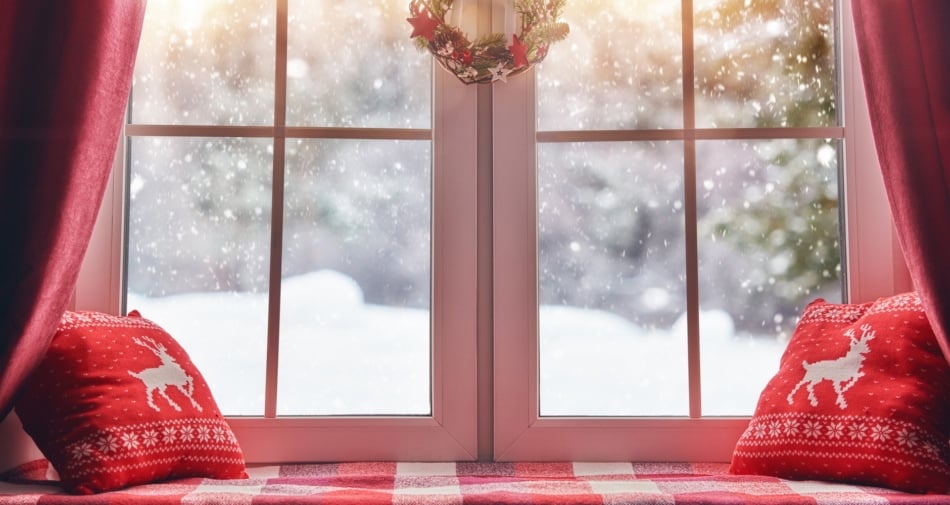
[
  {"x1": 264, "y1": 0, "x2": 289, "y2": 419},
  {"x1": 681, "y1": 0, "x2": 702, "y2": 419}
]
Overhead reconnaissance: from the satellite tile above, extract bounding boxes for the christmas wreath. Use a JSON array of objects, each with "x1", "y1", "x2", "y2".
[{"x1": 407, "y1": 0, "x2": 569, "y2": 84}]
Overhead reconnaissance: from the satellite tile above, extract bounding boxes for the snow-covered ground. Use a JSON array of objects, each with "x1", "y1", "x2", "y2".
[{"x1": 128, "y1": 270, "x2": 785, "y2": 417}]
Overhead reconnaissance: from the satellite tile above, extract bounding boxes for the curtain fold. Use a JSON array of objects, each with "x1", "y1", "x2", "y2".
[
  {"x1": 851, "y1": 0, "x2": 950, "y2": 361},
  {"x1": 0, "y1": 0, "x2": 146, "y2": 417}
]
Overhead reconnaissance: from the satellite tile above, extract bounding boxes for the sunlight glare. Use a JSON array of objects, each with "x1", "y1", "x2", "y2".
[
  {"x1": 156, "y1": 0, "x2": 211, "y2": 31},
  {"x1": 611, "y1": 0, "x2": 680, "y2": 23}
]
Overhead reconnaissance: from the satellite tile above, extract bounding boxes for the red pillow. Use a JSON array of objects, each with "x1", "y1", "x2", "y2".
[
  {"x1": 730, "y1": 293, "x2": 950, "y2": 493},
  {"x1": 14, "y1": 310, "x2": 247, "y2": 494}
]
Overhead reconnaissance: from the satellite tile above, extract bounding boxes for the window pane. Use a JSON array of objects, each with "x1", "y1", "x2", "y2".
[
  {"x1": 536, "y1": 1, "x2": 683, "y2": 131},
  {"x1": 278, "y1": 140, "x2": 431, "y2": 415},
  {"x1": 697, "y1": 139, "x2": 842, "y2": 415},
  {"x1": 132, "y1": 0, "x2": 276, "y2": 125},
  {"x1": 126, "y1": 137, "x2": 273, "y2": 415},
  {"x1": 694, "y1": 0, "x2": 837, "y2": 128},
  {"x1": 538, "y1": 142, "x2": 688, "y2": 416},
  {"x1": 286, "y1": 0, "x2": 431, "y2": 128}
]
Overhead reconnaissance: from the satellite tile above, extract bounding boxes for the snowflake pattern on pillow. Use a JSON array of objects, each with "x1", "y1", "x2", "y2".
[
  {"x1": 730, "y1": 293, "x2": 950, "y2": 494},
  {"x1": 15, "y1": 311, "x2": 246, "y2": 494}
]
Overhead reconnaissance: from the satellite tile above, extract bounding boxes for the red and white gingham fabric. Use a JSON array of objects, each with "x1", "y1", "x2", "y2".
[{"x1": 4, "y1": 461, "x2": 950, "y2": 504}]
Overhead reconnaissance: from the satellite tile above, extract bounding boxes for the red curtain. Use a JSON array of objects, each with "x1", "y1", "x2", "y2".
[
  {"x1": 0, "y1": 1, "x2": 146, "y2": 417},
  {"x1": 851, "y1": 1, "x2": 950, "y2": 360}
]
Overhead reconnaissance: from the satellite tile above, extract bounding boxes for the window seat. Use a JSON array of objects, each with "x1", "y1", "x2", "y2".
[{"x1": 2, "y1": 461, "x2": 947, "y2": 504}]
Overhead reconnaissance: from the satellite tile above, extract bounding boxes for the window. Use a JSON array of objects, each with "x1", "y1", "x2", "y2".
[
  {"x1": 491, "y1": 0, "x2": 909, "y2": 460},
  {"x1": 83, "y1": 0, "x2": 479, "y2": 461},
  {"x1": 78, "y1": 0, "x2": 909, "y2": 463}
]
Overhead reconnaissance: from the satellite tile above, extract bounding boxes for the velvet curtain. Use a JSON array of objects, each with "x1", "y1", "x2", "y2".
[
  {"x1": 0, "y1": 1, "x2": 146, "y2": 417},
  {"x1": 851, "y1": 1, "x2": 950, "y2": 361}
]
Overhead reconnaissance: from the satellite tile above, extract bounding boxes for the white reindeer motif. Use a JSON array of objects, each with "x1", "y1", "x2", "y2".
[
  {"x1": 128, "y1": 336, "x2": 203, "y2": 412},
  {"x1": 787, "y1": 324, "x2": 875, "y2": 409}
]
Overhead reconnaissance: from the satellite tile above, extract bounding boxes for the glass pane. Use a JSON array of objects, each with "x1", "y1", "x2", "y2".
[
  {"x1": 286, "y1": 0, "x2": 431, "y2": 128},
  {"x1": 536, "y1": 1, "x2": 683, "y2": 131},
  {"x1": 694, "y1": 0, "x2": 837, "y2": 128},
  {"x1": 697, "y1": 139, "x2": 843, "y2": 415},
  {"x1": 278, "y1": 140, "x2": 431, "y2": 415},
  {"x1": 132, "y1": 0, "x2": 276, "y2": 125},
  {"x1": 538, "y1": 142, "x2": 688, "y2": 416},
  {"x1": 126, "y1": 137, "x2": 273, "y2": 415}
]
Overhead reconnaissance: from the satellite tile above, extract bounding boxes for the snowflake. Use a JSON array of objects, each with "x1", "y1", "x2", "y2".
[
  {"x1": 783, "y1": 419, "x2": 800, "y2": 436},
  {"x1": 848, "y1": 422, "x2": 866, "y2": 440},
  {"x1": 179, "y1": 426, "x2": 195, "y2": 442},
  {"x1": 121, "y1": 432, "x2": 140, "y2": 450},
  {"x1": 70, "y1": 442, "x2": 93, "y2": 462},
  {"x1": 920, "y1": 443, "x2": 940, "y2": 458},
  {"x1": 162, "y1": 426, "x2": 178, "y2": 444},
  {"x1": 97, "y1": 434, "x2": 118, "y2": 454},
  {"x1": 826, "y1": 421, "x2": 845, "y2": 439},
  {"x1": 870, "y1": 424, "x2": 892, "y2": 442},
  {"x1": 141, "y1": 429, "x2": 159, "y2": 447},
  {"x1": 197, "y1": 426, "x2": 212, "y2": 442},
  {"x1": 753, "y1": 422, "x2": 767, "y2": 438},
  {"x1": 212, "y1": 426, "x2": 228, "y2": 443},
  {"x1": 767, "y1": 420, "x2": 783, "y2": 438},
  {"x1": 896, "y1": 428, "x2": 917, "y2": 448},
  {"x1": 802, "y1": 420, "x2": 822, "y2": 438}
]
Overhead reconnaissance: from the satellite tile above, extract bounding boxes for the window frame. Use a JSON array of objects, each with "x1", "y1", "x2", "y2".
[
  {"x1": 76, "y1": 0, "x2": 910, "y2": 463},
  {"x1": 489, "y1": 0, "x2": 911, "y2": 461},
  {"x1": 77, "y1": 1, "x2": 480, "y2": 462}
]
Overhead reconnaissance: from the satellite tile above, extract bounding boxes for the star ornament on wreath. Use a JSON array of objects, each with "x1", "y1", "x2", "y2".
[{"x1": 407, "y1": 0, "x2": 569, "y2": 84}]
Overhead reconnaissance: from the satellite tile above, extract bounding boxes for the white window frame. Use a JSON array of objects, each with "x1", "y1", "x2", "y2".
[
  {"x1": 489, "y1": 0, "x2": 911, "y2": 461},
  {"x1": 77, "y1": 1, "x2": 480, "y2": 463},
  {"x1": 77, "y1": 0, "x2": 910, "y2": 463}
]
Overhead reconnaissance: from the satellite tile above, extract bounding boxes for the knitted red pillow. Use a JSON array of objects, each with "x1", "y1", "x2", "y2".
[
  {"x1": 14, "y1": 310, "x2": 247, "y2": 494},
  {"x1": 730, "y1": 293, "x2": 950, "y2": 493}
]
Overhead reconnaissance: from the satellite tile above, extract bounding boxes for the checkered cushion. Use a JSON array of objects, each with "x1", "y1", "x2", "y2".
[{"x1": 3, "y1": 461, "x2": 950, "y2": 504}]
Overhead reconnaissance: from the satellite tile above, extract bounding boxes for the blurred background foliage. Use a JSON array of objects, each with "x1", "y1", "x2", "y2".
[{"x1": 128, "y1": 0, "x2": 840, "y2": 339}]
